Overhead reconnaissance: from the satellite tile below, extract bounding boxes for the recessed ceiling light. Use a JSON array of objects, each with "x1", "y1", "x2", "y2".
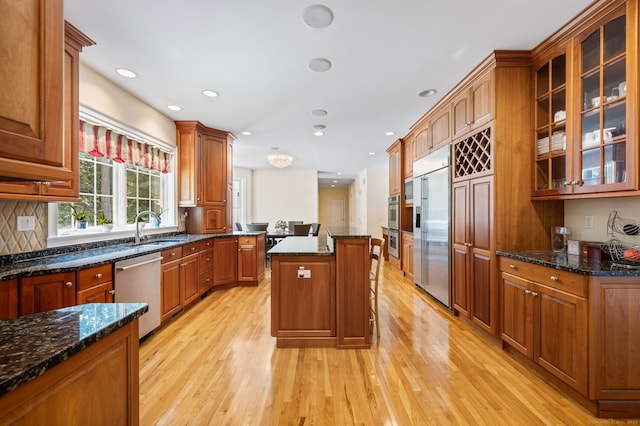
[
  {"x1": 314, "y1": 131, "x2": 325, "y2": 136},
  {"x1": 369, "y1": 152, "x2": 376, "y2": 156},
  {"x1": 270, "y1": 147, "x2": 280, "y2": 151},
  {"x1": 385, "y1": 131, "x2": 396, "y2": 136},
  {"x1": 331, "y1": 185, "x2": 335, "y2": 188},
  {"x1": 302, "y1": 5, "x2": 334, "y2": 29},
  {"x1": 313, "y1": 124, "x2": 326, "y2": 130},
  {"x1": 308, "y1": 58, "x2": 332, "y2": 72},
  {"x1": 337, "y1": 172, "x2": 342, "y2": 175},
  {"x1": 202, "y1": 90, "x2": 219, "y2": 97},
  {"x1": 418, "y1": 89, "x2": 438, "y2": 97},
  {"x1": 167, "y1": 105, "x2": 182, "y2": 111},
  {"x1": 116, "y1": 68, "x2": 137, "y2": 78},
  {"x1": 241, "y1": 131, "x2": 252, "y2": 136},
  {"x1": 333, "y1": 180, "x2": 337, "y2": 183},
  {"x1": 311, "y1": 109, "x2": 328, "y2": 117}
]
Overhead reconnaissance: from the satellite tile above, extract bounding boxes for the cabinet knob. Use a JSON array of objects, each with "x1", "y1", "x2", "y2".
[
  {"x1": 65, "y1": 281, "x2": 73, "y2": 288},
  {"x1": 465, "y1": 121, "x2": 472, "y2": 126},
  {"x1": 171, "y1": 252, "x2": 176, "y2": 256},
  {"x1": 531, "y1": 291, "x2": 539, "y2": 297},
  {"x1": 509, "y1": 264, "x2": 516, "y2": 269},
  {"x1": 525, "y1": 289, "x2": 531, "y2": 295},
  {"x1": 190, "y1": 246, "x2": 196, "y2": 251},
  {"x1": 550, "y1": 276, "x2": 558, "y2": 281},
  {"x1": 95, "y1": 273, "x2": 103, "y2": 279},
  {"x1": 205, "y1": 258, "x2": 210, "y2": 262},
  {"x1": 109, "y1": 290, "x2": 115, "y2": 295}
]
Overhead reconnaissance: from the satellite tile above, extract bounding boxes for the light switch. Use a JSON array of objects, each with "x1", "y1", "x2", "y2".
[{"x1": 584, "y1": 215, "x2": 595, "y2": 229}]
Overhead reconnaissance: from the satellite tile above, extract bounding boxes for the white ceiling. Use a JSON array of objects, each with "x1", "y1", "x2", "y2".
[{"x1": 63, "y1": 0, "x2": 593, "y2": 188}]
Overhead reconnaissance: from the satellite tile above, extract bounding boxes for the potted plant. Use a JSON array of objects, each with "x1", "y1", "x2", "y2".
[
  {"x1": 69, "y1": 205, "x2": 90, "y2": 229},
  {"x1": 275, "y1": 220, "x2": 287, "y2": 234},
  {"x1": 150, "y1": 207, "x2": 168, "y2": 227},
  {"x1": 96, "y1": 209, "x2": 113, "y2": 232}
]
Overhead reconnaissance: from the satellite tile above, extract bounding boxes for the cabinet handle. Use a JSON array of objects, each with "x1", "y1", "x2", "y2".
[
  {"x1": 171, "y1": 252, "x2": 176, "y2": 256},
  {"x1": 550, "y1": 276, "x2": 558, "y2": 281},
  {"x1": 524, "y1": 289, "x2": 531, "y2": 295},
  {"x1": 65, "y1": 281, "x2": 73, "y2": 288},
  {"x1": 531, "y1": 291, "x2": 539, "y2": 297},
  {"x1": 205, "y1": 258, "x2": 210, "y2": 262},
  {"x1": 109, "y1": 290, "x2": 115, "y2": 295},
  {"x1": 509, "y1": 264, "x2": 516, "y2": 269},
  {"x1": 190, "y1": 246, "x2": 196, "y2": 251},
  {"x1": 95, "y1": 273, "x2": 103, "y2": 279},
  {"x1": 464, "y1": 242, "x2": 473, "y2": 247},
  {"x1": 465, "y1": 121, "x2": 472, "y2": 126}
]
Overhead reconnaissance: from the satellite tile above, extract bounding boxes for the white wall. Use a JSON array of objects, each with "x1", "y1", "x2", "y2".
[
  {"x1": 232, "y1": 167, "x2": 253, "y2": 226},
  {"x1": 347, "y1": 167, "x2": 389, "y2": 238},
  {"x1": 253, "y1": 170, "x2": 318, "y2": 229},
  {"x1": 564, "y1": 197, "x2": 640, "y2": 243},
  {"x1": 79, "y1": 63, "x2": 175, "y2": 146}
]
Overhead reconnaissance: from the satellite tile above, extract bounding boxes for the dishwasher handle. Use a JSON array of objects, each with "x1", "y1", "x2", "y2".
[{"x1": 116, "y1": 256, "x2": 163, "y2": 271}]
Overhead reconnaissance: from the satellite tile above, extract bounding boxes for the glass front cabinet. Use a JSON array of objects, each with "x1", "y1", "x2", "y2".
[{"x1": 533, "y1": 3, "x2": 636, "y2": 198}]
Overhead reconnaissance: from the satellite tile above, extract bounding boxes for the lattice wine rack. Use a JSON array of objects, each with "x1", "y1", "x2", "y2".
[{"x1": 453, "y1": 127, "x2": 492, "y2": 178}]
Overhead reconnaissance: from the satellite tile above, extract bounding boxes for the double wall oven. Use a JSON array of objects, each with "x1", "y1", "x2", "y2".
[{"x1": 387, "y1": 195, "x2": 399, "y2": 258}]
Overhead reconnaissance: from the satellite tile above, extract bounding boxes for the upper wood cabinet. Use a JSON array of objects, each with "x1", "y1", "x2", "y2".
[
  {"x1": 430, "y1": 108, "x2": 451, "y2": 151},
  {"x1": 452, "y1": 72, "x2": 493, "y2": 138},
  {"x1": 414, "y1": 124, "x2": 430, "y2": 161},
  {"x1": 386, "y1": 140, "x2": 401, "y2": 196},
  {"x1": 532, "y1": 0, "x2": 638, "y2": 199},
  {"x1": 0, "y1": 20, "x2": 94, "y2": 201},
  {"x1": 402, "y1": 134, "x2": 415, "y2": 179},
  {"x1": 176, "y1": 121, "x2": 235, "y2": 233}
]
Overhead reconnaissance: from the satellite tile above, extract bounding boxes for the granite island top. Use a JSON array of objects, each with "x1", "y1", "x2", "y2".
[
  {"x1": 0, "y1": 231, "x2": 264, "y2": 281},
  {"x1": 268, "y1": 236, "x2": 333, "y2": 256},
  {"x1": 326, "y1": 227, "x2": 372, "y2": 238},
  {"x1": 498, "y1": 250, "x2": 640, "y2": 276},
  {"x1": 0, "y1": 303, "x2": 148, "y2": 398}
]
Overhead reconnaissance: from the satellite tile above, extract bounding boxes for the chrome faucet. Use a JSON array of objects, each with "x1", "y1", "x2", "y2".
[{"x1": 135, "y1": 210, "x2": 160, "y2": 244}]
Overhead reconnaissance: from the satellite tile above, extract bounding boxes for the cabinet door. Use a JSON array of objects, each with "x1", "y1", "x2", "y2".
[
  {"x1": 0, "y1": 0, "x2": 67, "y2": 182},
  {"x1": 452, "y1": 90, "x2": 472, "y2": 137},
  {"x1": 451, "y1": 181, "x2": 470, "y2": 315},
  {"x1": 238, "y1": 236, "x2": 257, "y2": 282},
  {"x1": 574, "y1": 9, "x2": 634, "y2": 194},
  {"x1": 161, "y1": 259, "x2": 182, "y2": 322},
  {"x1": 401, "y1": 234, "x2": 413, "y2": 276},
  {"x1": 535, "y1": 282, "x2": 588, "y2": 395},
  {"x1": 176, "y1": 126, "x2": 201, "y2": 207},
  {"x1": 77, "y1": 282, "x2": 114, "y2": 304},
  {"x1": 414, "y1": 127, "x2": 430, "y2": 161},
  {"x1": 202, "y1": 134, "x2": 226, "y2": 204},
  {"x1": 430, "y1": 110, "x2": 451, "y2": 150},
  {"x1": 214, "y1": 237, "x2": 237, "y2": 286},
  {"x1": 500, "y1": 273, "x2": 534, "y2": 358},
  {"x1": 471, "y1": 75, "x2": 493, "y2": 129},
  {"x1": 181, "y1": 253, "x2": 200, "y2": 306},
  {"x1": 198, "y1": 248, "x2": 214, "y2": 294},
  {"x1": 0, "y1": 279, "x2": 18, "y2": 320},
  {"x1": 20, "y1": 272, "x2": 76, "y2": 316},
  {"x1": 402, "y1": 135, "x2": 414, "y2": 179},
  {"x1": 387, "y1": 143, "x2": 401, "y2": 195}
]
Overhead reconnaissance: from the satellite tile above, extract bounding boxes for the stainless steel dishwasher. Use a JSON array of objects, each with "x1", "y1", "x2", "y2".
[{"x1": 115, "y1": 252, "x2": 162, "y2": 339}]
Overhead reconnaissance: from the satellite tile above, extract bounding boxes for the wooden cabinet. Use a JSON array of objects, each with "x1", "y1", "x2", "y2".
[
  {"x1": 414, "y1": 124, "x2": 430, "y2": 161},
  {"x1": 386, "y1": 140, "x2": 402, "y2": 196},
  {"x1": 0, "y1": 21, "x2": 93, "y2": 200},
  {"x1": 532, "y1": 1, "x2": 638, "y2": 199},
  {"x1": 429, "y1": 108, "x2": 451, "y2": 152},
  {"x1": 589, "y1": 276, "x2": 640, "y2": 410},
  {"x1": 402, "y1": 134, "x2": 415, "y2": 179},
  {"x1": 0, "y1": 279, "x2": 18, "y2": 320},
  {"x1": 0, "y1": 319, "x2": 140, "y2": 425},
  {"x1": 160, "y1": 246, "x2": 184, "y2": 323},
  {"x1": 181, "y1": 251, "x2": 200, "y2": 308},
  {"x1": 77, "y1": 264, "x2": 114, "y2": 304},
  {"x1": 198, "y1": 247, "x2": 214, "y2": 294},
  {"x1": 271, "y1": 255, "x2": 336, "y2": 347},
  {"x1": 499, "y1": 258, "x2": 588, "y2": 396},
  {"x1": 452, "y1": 72, "x2": 493, "y2": 138},
  {"x1": 20, "y1": 272, "x2": 76, "y2": 316},
  {"x1": 452, "y1": 176, "x2": 496, "y2": 335},
  {"x1": 401, "y1": 232, "x2": 413, "y2": 279},
  {"x1": 237, "y1": 234, "x2": 266, "y2": 283},
  {"x1": 214, "y1": 237, "x2": 238, "y2": 286},
  {"x1": 176, "y1": 121, "x2": 235, "y2": 233}
]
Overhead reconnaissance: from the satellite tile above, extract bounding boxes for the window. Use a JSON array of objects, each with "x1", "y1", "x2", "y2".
[{"x1": 50, "y1": 115, "x2": 176, "y2": 241}]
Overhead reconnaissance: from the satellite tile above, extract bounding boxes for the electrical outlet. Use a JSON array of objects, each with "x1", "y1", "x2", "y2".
[
  {"x1": 584, "y1": 215, "x2": 595, "y2": 229},
  {"x1": 297, "y1": 267, "x2": 311, "y2": 279},
  {"x1": 17, "y1": 216, "x2": 35, "y2": 231}
]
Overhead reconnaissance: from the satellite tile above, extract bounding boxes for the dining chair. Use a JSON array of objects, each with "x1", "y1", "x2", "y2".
[
  {"x1": 369, "y1": 238, "x2": 385, "y2": 337},
  {"x1": 234, "y1": 222, "x2": 243, "y2": 231},
  {"x1": 288, "y1": 221, "x2": 303, "y2": 232},
  {"x1": 246, "y1": 223, "x2": 268, "y2": 232},
  {"x1": 310, "y1": 223, "x2": 321, "y2": 236},
  {"x1": 292, "y1": 223, "x2": 312, "y2": 236}
]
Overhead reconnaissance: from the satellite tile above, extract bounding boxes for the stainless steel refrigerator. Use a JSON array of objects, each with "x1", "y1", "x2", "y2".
[{"x1": 413, "y1": 145, "x2": 451, "y2": 307}]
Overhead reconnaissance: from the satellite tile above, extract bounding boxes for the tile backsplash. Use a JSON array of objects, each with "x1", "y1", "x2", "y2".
[{"x1": 0, "y1": 200, "x2": 47, "y2": 255}]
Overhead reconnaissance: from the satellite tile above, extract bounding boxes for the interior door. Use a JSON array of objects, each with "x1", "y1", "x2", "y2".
[{"x1": 329, "y1": 199, "x2": 345, "y2": 228}]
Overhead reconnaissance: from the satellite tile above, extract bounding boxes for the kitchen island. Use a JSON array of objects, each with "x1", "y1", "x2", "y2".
[
  {"x1": 0, "y1": 303, "x2": 147, "y2": 425},
  {"x1": 270, "y1": 228, "x2": 371, "y2": 349}
]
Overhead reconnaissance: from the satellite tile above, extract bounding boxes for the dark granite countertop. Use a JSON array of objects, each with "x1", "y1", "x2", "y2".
[
  {"x1": 0, "y1": 303, "x2": 148, "y2": 398},
  {"x1": 497, "y1": 250, "x2": 640, "y2": 276},
  {"x1": 326, "y1": 227, "x2": 371, "y2": 238},
  {"x1": 0, "y1": 232, "x2": 264, "y2": 281},
  {"x1": 268, "y1": 236, "x2": 333, "y2": 256}
]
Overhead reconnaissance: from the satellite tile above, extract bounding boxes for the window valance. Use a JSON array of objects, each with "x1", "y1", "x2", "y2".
[{"x1": 79, "y1": 120, "x2": 172, "y2": 173}]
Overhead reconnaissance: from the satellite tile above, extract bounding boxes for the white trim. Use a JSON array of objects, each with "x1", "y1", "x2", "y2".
[{"x1": 47, "y1": 225, "x2": 179, "y2": 248}]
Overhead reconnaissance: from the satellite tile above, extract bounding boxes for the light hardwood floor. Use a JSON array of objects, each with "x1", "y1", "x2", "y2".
[{"x1": 139, "y1": 261, "x2": 600, "y2": 425}]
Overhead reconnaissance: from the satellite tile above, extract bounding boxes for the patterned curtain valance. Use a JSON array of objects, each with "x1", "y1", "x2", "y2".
[{"x1": 79, "y1": 120, "x2": 171, "y2": 173}]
